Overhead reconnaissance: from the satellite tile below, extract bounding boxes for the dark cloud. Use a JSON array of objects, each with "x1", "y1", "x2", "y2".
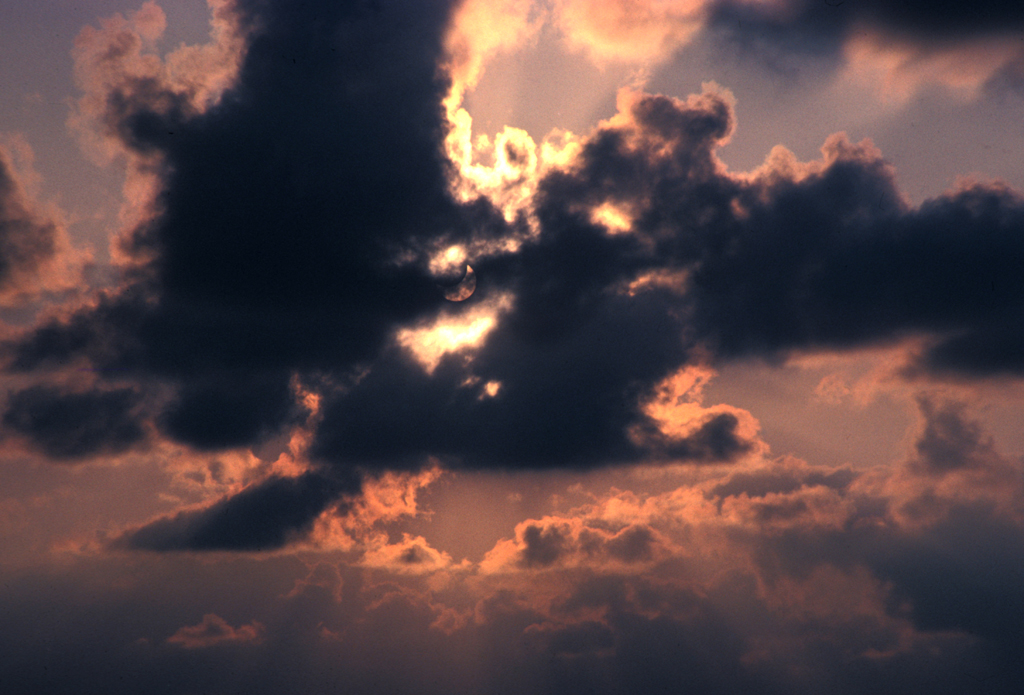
[
  {"x1": 3, "y1": 0, "x2": 1024, "y2": 692},
  {"x1": 526, "y1": 620, "x2": 615, "y2": 659},
  {"x1": 157, "y1": 371, "x2": 302, "y2": 450},
  {"x1": 525, "y1": 89, "x2": 1024, "y2": 375},
  {"x1": 310, "y1": 89, "x2": 752, "y2": 472},
  {"x1": 1, "y1": 385, "x2": 145, "y2": 460},
  {"x1": 119, "y1": 470, "x2": 356, "y2": 551},
  {"x1": 692, "y1": 166, "x2": 1024, "y2": 367},
  {"x1": 310, "y1": 295, "x2": 752, "y2": 471},
  {"x1": 519, "y1": 523, "x2": 568, "y2": 568},
  {"x1": 727, "y1": 435, "x2": 1024, "y2": 684},
  {"x1": 919, "y1": 318, "x2": 1024, "y2": 378},
  {"x1": 909, "y1": 397, "x2": 1000, "y2": 475},
  {"x1": 870, "y1": 506, "x2": 1024, "y2": 675},
  {"x1": 836, "y1": 0, "x2": 1024, "y2": 38},
  {"x1": 662, "y1": 412, "x2": 754, "y2": 460},
  {"x1": 709, "y1": 0, "x2": 1024, "y2": 55},
  {"x1": 4, "y1": 472, "x2": 1024, "y2": 695},
  {"x1": 6, "y1": 0, "x2": 476, "y2": 434}
]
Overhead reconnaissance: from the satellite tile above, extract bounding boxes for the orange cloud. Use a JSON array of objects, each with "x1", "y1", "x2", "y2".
[
  {"x1": 361, "y1": 533, "x2": 461, "y2": 575},
  {"x1": 552, "y1": 0, "x2": 709, "y2": 65},
  {"x1": 166, "y1": 613, "x2": 264, "y2": 649},
  {"x1": 633, "y1": 365, "x2": 765, "y2": 461},
  {"x1": 308, "y1": 467, "x2": 445, "y2": 552}
]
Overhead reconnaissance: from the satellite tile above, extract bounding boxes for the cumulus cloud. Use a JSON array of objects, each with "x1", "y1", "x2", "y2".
[
  {"x1": 68, "y1": 0, "x2": 244, "y2": 164},
  {"x1": 531, "y1": 87, "x2": 1024, "y2": 375},
  {"x1": 66, "y1": 0, "x2": 247, "y2": 263},
  {"x1": 480, "y1": 514, "x2": 670, "y2": 574}
]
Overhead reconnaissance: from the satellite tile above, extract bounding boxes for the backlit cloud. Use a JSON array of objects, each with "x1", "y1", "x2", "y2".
[{"x1": 0, "y1": 2, "x2": 1022, "y2": 692}]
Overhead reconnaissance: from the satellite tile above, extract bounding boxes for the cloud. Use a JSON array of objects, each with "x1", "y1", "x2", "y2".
[
  {"x1": 156, "y1": 371, "x2": 304, "y2": 450},
  {"x1": 452, "y1": 406, "x2": 1023, "y2": 689},
  {"x1": 445, "y1": 0, "x2": 542, "y2": 102},
  {"x1": 310, "y1": 89, "x2": 756, "y2": 474},
  {"x1": 840, "y1": 31, "x2": 1024, "y2": 103},
  {"x1": 0, "y1": 139, "x2": 85, "y2": 305},
  {"x1": 709, "y1": 0, "x2": 1024, "y2": 46},
  {"x1": 869, "y1": 507, "x2": 1024, "y2": 664},
  {"x1": 706, "y1": 1, "x2": 1024, "y2": 99},
  {"x1": 119, "y1": 470, "x2": 357, "y2": 551},
  {"x1": 166, "y1": 613, "x2": 264, "y2": 648},
  {"x1": 4, "y1": 0, "x2": 1024, "y2": 558},
  {"x1": 311, "y1": 335, "x2": 758, "y2": 473},
  {"x1": 446, "y1": 1, "x2": 1024, "y2": 107},
  {"x1": 360, "y1": 533, "x2": 456, "y2": 574},
  {"x1": 710, "y1": 457, "x2": 857, "y2": 500},
  {"x1": 534, "y1": 87, "x2": 1024, "y2": 375},
  {"x1": 6, "y1": 0, "x2": 477, "y2": 458},
  {"x1": 551, "y1": 0, "x2": 711, "y2": 65},
  {"x1": 1, "y1": 385, "x2": 146, "y2": 460},
  {"x1": 68, "y1": 0, "x2": 244, "y2": 166},
  {"x1": 120, "y1": 463, "x2": 442, "y2": 554},
  {"x1": 0, "y1": 147, "x2": 56, "y2": 297},
  {"x1": 2, "y1": 2, "x2": 1024, "y2": 693},
  {"x1": 909, "y1": 397, "x2": 1002, "y2": 475},
  {"x1": 3, "y1": 412, "x2": 1023, "y2": 694}
]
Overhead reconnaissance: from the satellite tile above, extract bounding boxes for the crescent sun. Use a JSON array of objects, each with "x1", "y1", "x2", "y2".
[{"x1": 442, "y1": 265, "x2": 476, "y2": 301}]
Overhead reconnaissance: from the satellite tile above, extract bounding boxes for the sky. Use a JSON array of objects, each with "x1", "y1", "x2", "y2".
[{"x1": 1, "y1": 1, "x2": 1024, "y2": 693}]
